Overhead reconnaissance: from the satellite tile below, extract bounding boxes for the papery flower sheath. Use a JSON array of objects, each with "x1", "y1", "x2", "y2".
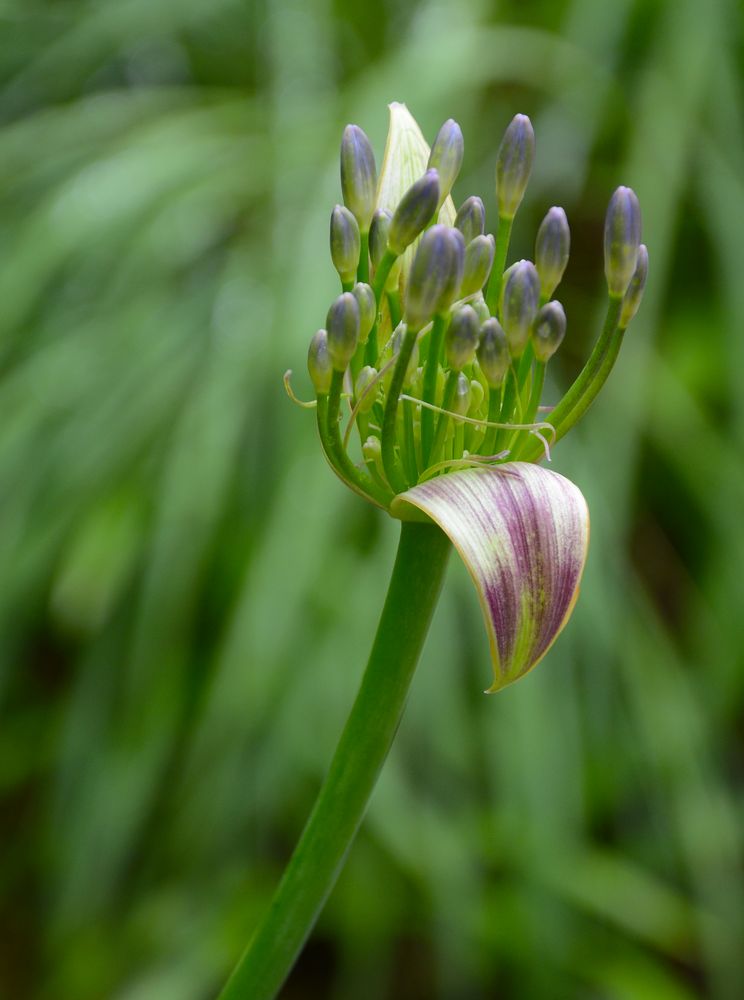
[{"x1": 392, "y1": 465, "x2": 589, "y2": 691}]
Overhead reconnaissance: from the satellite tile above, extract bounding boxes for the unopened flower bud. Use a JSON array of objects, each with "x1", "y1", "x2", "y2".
[
  {"x1": 532, "y1": 301, "x2": 566, "y2": 363},
  {"x1": 477, "y1": 317, "x2": 510, "y2": 388},
  {"x1": 405, "y1": 224, "x2": 461, "y2": 330},
  {"x1": 330, "y1": 205, "x2": 361, "y2": 285},
  {"x1": 388, "y1": 169, "x2": 440, "y2": 256},
  {"x1": 427, "y1": 119, "x2": 464, "y2": 209},
  {"x1": 308, "y1": 329, "x2": 333, "y2": 394},
  {"x1": 440, "y1": 227, "x2": 466, "y2": 310},
  {"x1": 501, "y1": 259, "x2": 541, "y2": 357},
  {"x1": 355, "y1": 365, "x2": 379, "y2": 412},
  {"x1": 604, "y1": 185, "x2": 642, "y2": 297},
  {"x1": 454, "y1": 195, "x2": 486, "y2": 243},
  {"x1": 460, "y1": 233, "x2": 495, "y2": 297},
  {"x1": 352, "y1": 282, "x2": 376, "y2": 342},
  {"x1": 453, "y1": 372, "x2": 471, "y2": 418},
  {"x1": 471, "y1": 294, "x2": 490, "y2": 324},
  {"x1": 362, "y1": 435, "x2": 382, "y2": 466},
  {"x1": 369, "y1": 209, "x2": 392, "y2": 269},
  {"x1": 535, "y1": 207, "x2": 570, "y2": 299},
  {"x1": 444, "y1": 304, "x2": 479, "y2": 371},
  {"x1": 496, "y1": 114, "x2": 535, "y2": 219},
  {"x1": 619, "y1": 243, "x2": 648, "y2": 328},
  {"x1": 326, "y1": 292, "x2": 360, "y2": 371},
  {"x1": 340, "y1": 124, "x2": 377, "y2": 232},
  {"x1": 469, "y1": 378, "x2": 485, "y2": 413}
]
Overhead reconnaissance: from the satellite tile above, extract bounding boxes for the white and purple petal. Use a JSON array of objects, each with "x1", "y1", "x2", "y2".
[{"x1": 392, "y1": 463, "x2": 589, "y2": 692}]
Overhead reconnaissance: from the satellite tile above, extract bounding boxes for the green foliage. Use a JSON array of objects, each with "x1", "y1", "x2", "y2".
[{"x1": 1, "y1": 0, "x2": 743, "y2": 997}]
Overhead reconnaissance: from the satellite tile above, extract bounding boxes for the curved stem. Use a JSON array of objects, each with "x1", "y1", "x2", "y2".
[
  {"x1": 519, "y1": 296, "x2": 623, "y2": 463},
  {"x1": 321, "y1": 377, "x2": 392, "y2": 508},
  {"x1": 218, "y1": 521, "x2": 451, "y2": 1000}
]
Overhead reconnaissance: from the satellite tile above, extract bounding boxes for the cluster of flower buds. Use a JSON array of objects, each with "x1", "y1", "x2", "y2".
[{"x1": 302, "y1": 103, "x2": 647, "y2": 511}]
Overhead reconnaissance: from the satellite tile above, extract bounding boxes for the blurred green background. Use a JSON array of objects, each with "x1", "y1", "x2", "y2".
[{"x1": 2, "y1": 0, "x2": 744, "y2": 997}]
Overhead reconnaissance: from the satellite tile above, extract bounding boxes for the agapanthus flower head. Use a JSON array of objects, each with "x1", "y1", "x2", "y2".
[{"x1": 291, "y1": 104, "x2": 647, "y2": 691}]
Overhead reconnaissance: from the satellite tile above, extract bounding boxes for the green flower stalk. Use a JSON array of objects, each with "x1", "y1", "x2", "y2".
[{"x1": 223, "y1": 103, "x2": 648, "y2": 1000}]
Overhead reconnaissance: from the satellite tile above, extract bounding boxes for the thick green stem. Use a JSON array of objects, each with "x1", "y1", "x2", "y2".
[{"x1": 218, "y1": 521, "x2": 451, "y2": 1000}]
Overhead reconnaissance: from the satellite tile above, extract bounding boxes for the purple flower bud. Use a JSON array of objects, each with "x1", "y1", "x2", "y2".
[
  {"x1": 535, "y1": 207, "x2": 570, "y2": 299},
  {"x1": 460, "y1": 233, "x2": 495, "y2": 297},
  {"x1": 340, "y1": 124, "x2": 377, "y2": 232},
  {"x1": 496, "y1": 114, "x2": 535, "y2": 219},
  {"x1": 477, "y1": 317, "x2": 510, "y2": 388},
  {"x1": 445, "y1": 304, "x2": 480, "y2": 370},
  {"x1": 404, "y1": 224, "x2": 461, "y2": 330},
  {"x1": 352, "y1": 282, "x2": 377, "y2": 343},
  {"x1": 388, "y1": 169, "x2": 440, "y2": 256},
  {"x1": 501, "y1": 259, "x2": 541, "y2": 357},
  {"x1": 454, "y1": 195, "x2": 486, "y2": 243},
  {"x1": 330, "y1": 205, "x2": 361, "y2": 285},
  {"x1": 619, "y1": 243, "x2": 648, "y2": 328},
  {"x1": 326, "y1": 292, "x2": 360, "y2": 371},
  {"x1": 427, "y1": 118, "x2": 464, "y2": 208},
  {"x1": 532, "y1": 300, "x2": 567, "y2": 363},
  {"x1": 369, "y1": 208, "x2": 392, "y2": 269},
  {"x1": 307, "y1": 329, "x2": 333, "y2": 394},
  {"x1": 439, "y1": 227, "x2": 466, "y2": 310},
  {"x1": 604, "y1": 186, "x2": 642, "y2": 296}
]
